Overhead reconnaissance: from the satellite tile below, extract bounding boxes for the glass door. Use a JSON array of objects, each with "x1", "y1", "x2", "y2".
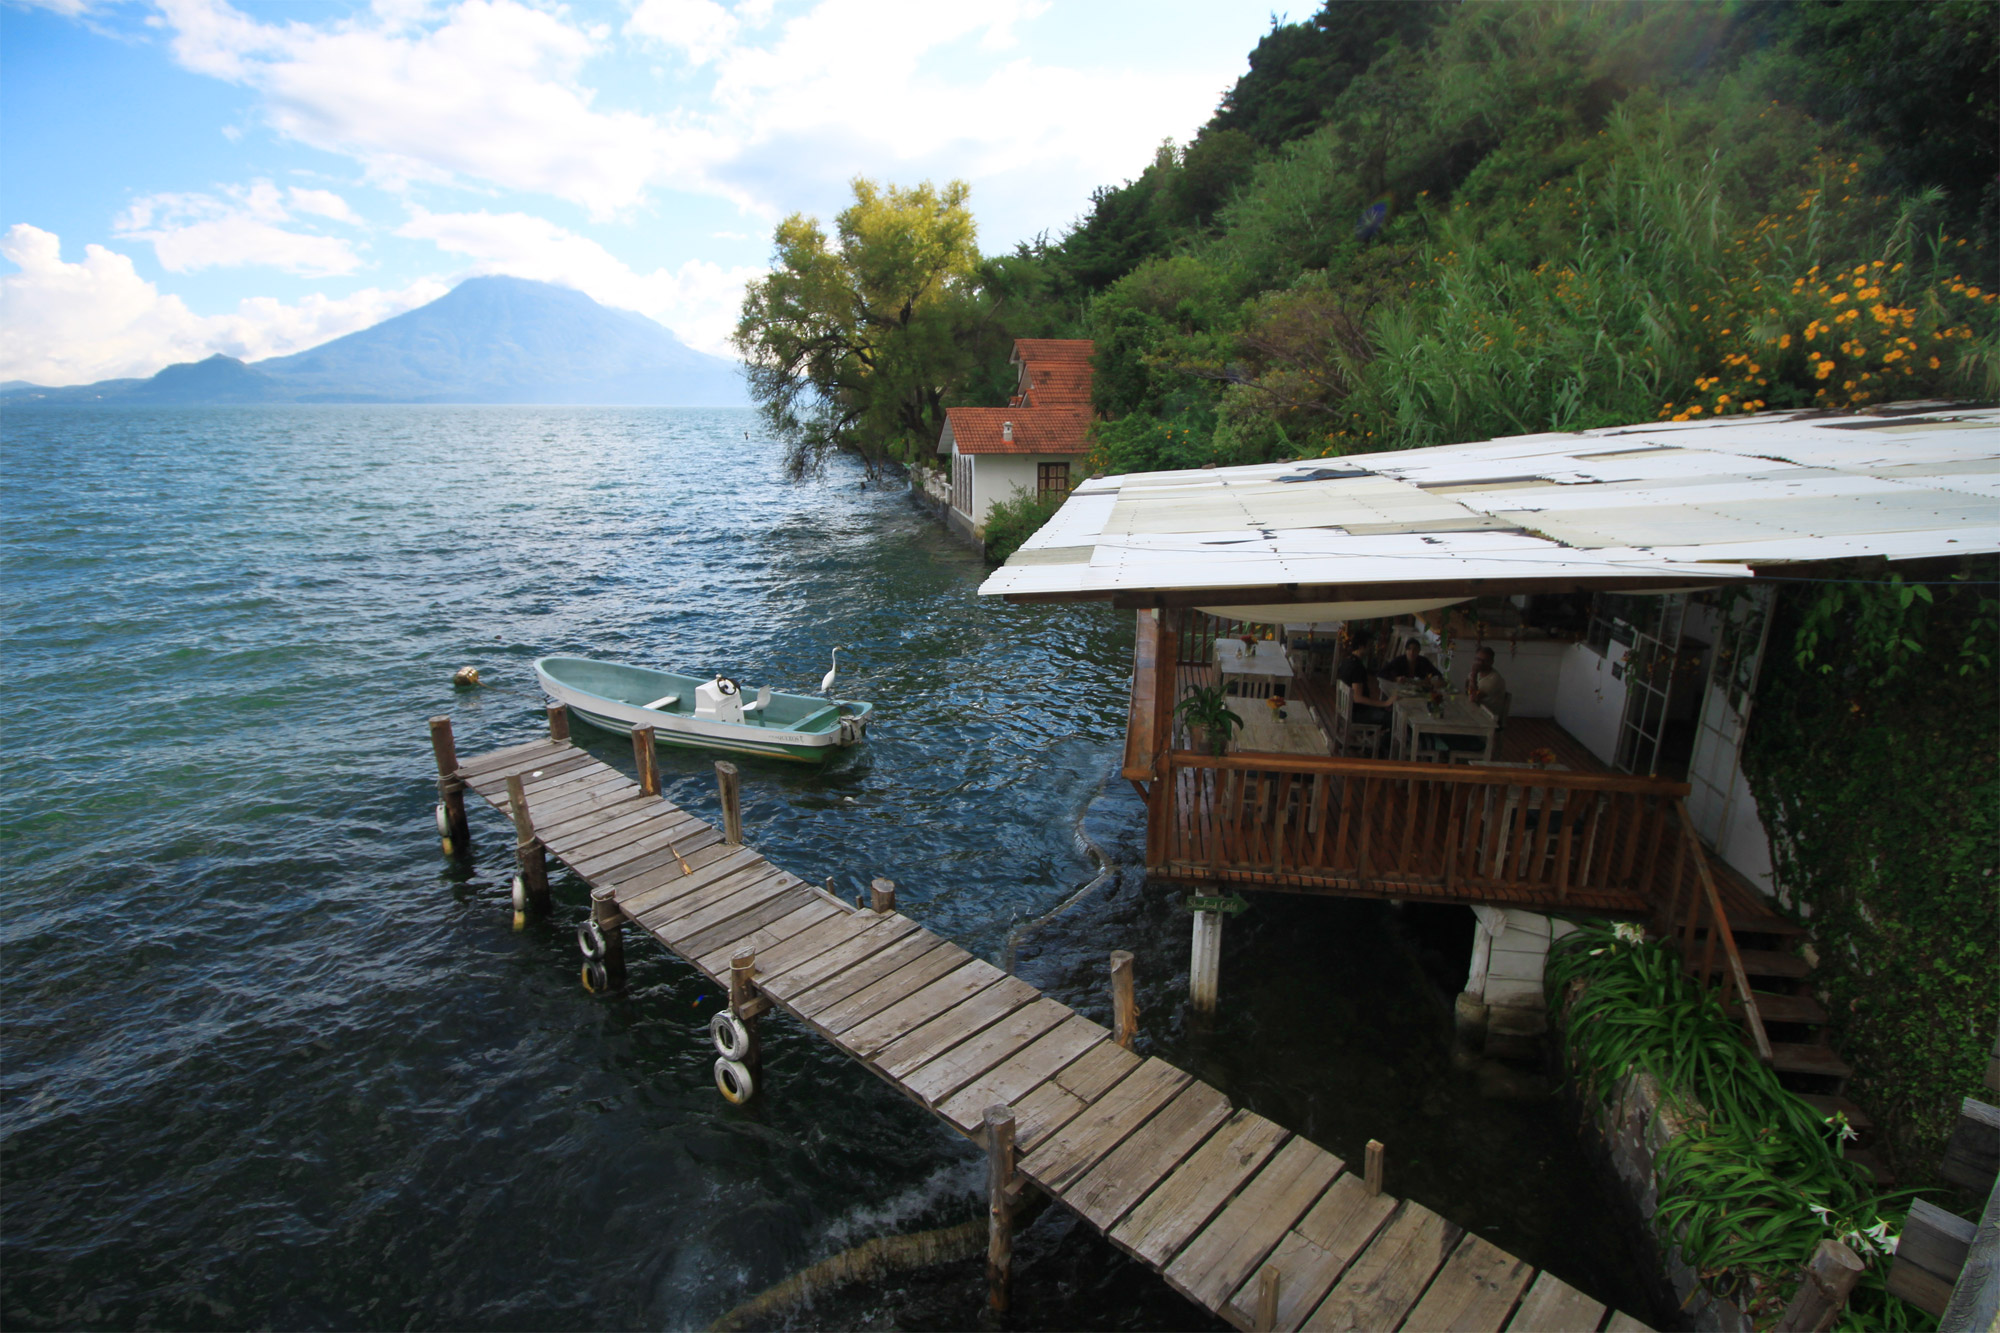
[{"x1": 1614, "y1": 593, "x2": 1689, "y2": 777}]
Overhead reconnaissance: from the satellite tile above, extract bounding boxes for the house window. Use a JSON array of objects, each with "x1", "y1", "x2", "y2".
[
  {"x1": 1037, "y1": 461, "x2": 1071, "y2": 500},
  {"x1": 952, "y1": 451, "x2": 972, "y2": 515}
]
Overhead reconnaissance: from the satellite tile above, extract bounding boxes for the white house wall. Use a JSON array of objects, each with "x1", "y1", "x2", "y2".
[
  {"x1": 1555, "y1": 639, "x2": 1629, "y2": 767},
  {"x1": 964, "y1": 453, "x2": 1082, "y2": 531}
]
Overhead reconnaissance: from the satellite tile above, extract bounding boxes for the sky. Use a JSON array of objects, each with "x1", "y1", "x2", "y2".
[{"x1": 0, "y1": 0, "x2": 1277, "y2": 385}]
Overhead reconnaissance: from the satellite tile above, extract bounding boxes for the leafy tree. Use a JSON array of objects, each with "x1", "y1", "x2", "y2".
[
  {"x1": 1209, "y1": 1, "x2": 1449, "y2": 149},
  {"x1": 735, "y1": 179, "x2": 982, "y2": 478}
]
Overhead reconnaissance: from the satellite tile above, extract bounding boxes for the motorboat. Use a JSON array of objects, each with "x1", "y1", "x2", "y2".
[{"x1": 533, "y1": 656, "x2": 872, "y2": 763}]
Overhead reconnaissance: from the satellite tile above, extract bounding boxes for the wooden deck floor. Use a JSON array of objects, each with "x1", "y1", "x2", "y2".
[{"x1": 455, "y1": 735, "x2": 1653, "y2": 1332}]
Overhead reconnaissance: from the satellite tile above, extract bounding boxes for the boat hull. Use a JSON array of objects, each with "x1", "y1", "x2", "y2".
[{"x1": 534, "y1": 657, "x2": 871, "y2": 764}]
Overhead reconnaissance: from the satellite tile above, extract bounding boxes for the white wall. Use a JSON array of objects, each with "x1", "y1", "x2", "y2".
[
  {"x1": 961, "y1": 452, "x2": 1082, "y2": 531},
  {"x1": 1686, "y1": 677, "x2": 1779, "y2": 897},
  {"x1": 1555, "y1": 639, "x2": 1629, "y2": 768}
]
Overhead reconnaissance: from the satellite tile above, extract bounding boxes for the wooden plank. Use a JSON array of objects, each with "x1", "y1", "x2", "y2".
[
  {"x1": 811, "y1": 944, "x2": 975, "y2": 1037},
  {"x1": 738, "y1": 908, "x2": 881, "y2": 980},
  {"x1": 1223, "y1": 1171, "x2": 1401, "y2": 1330},
  {"x1": 505, "y1": 769, "x2": 633, "y2": 821},
  {"x1": 875, "y1": 975, "x2": 1041, "y2": 1079},
  {"x1": 839, "y1": 958, "x2": 1004, "y2": 1054},
  {"x1": 1940, "y1": 1096, "x2": 1999, "y2": 1194},
  {"x1": 1011, "y1": 1077, "x2": 1089, "y2": 1154},
  {"x1": 937, "y1": 1015, "x2": 1108, "y2": 1135},
  {"x1": 1400, "y1": 1232, "x2": 1533, "y2": 1333},
  {"x1": 566, "y1": 820, "x2": 721, "y2": 881},
  {"x1": 1054, "y1": 1039, "x2": 1143, "y2": 1102},
  {"x1": 672, "y1": 883, "x2": 821, "y2": 963},
  {"x1": 455, "y1": 737, "x2": 569, "y2": 778},
  {"x1": 1504, "y1": 1271, "x2": 1606, "y2": 1332},
  {"x1": 1070, "y1": 1080, "x2": 1233, "y2": 1231},
  {"x1": 789, "y1": 930, "x2": 950, "y2": 1017},
  {"x1": 616, "y1": 844, "x2": 766, "y2": 914},
  {"x1": 1019, "y1": 1057, "x2": 1191, "y2": 1194},
  {"x1": 900, "y1": 996, "x2": 1073, "y2": 1108},
  {"x1": 695, "y1": 899, "x2": 839, "y2": 978},
  {"x1": 465, "y1": 749, "x2": 598, "y2": 794},
  {"x1": 1112, "y1": 1110, "x2": 1289, "y2": 1268},
  {"x1": 643, "y1": 868, "x2": 796, "y2": 944},
  {"x1": 757, "y1": 915, "x2": 924, "y2": 1002},
  {"x1": 1165, "y1": 1136, "x2": 1342, "y2": 1312},
  {"x1": 1302, "y1": 1200, "x2": 1458, "y2": 1332},
  {"x1": 546, "y1": 805, "x2": 692, "y2": 860},
  {"x1": 1600, "y1": 1312, "x2": 1654, "y2": 1332},
  {"x1": 634, "y1": 859, "x2": 785, "y2": 931}
]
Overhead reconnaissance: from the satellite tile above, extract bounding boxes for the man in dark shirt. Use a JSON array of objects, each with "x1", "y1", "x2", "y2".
[
  {"x1": 1381, "y1": 636, "x2": 1442, "y2": 686},
  {"x1": 1335, "y1": 649, "x2": 1394, "y2": 726}
]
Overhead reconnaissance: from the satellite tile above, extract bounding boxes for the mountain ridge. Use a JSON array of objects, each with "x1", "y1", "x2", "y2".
[{"x1": 4, "y1": 277, "x2": 747, "y2": 406}]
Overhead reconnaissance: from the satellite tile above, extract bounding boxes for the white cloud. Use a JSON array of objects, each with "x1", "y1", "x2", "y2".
[
  {"x1": 624, "y1": 0, "x2": 739, "y2": 64},
  {"x1": 0, "y1": 225, "x2": 442, "y2": 384},
  {"x1": 398, "y1": 207, "x2": 758, "y2": 356},
  {"x1": 114, "y1": 180, "x2": 362, "y2": 276},
  {"x1": 155, "y1": 0, "x2": 694, "y2": 217}
]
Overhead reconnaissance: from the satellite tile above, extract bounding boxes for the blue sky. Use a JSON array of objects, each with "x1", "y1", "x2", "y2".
[{"x1": 0, "y1": 0, "x2": 1276, "y2": 385}]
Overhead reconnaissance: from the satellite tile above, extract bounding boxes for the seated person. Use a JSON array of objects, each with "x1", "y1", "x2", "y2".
[
  {"x1": 1335, "y1": 650, "x2": 1394, "y2": 727},
  {"x1": 1464, "y1": 646, "x2": 1509, "y2": 720},
  {"x1": 1380, "y1": 637, "x2": 1443, "y2": 687}
]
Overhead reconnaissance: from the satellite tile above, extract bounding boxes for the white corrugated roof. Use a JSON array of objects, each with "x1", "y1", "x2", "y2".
[{"x1": 979, "y1": 406, "x2": 2000, "y2": 604}]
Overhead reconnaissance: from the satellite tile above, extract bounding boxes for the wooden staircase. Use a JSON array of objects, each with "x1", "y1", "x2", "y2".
[{"x1": 1673, "y1": 819, "x2": 1892, "y2": 1184}]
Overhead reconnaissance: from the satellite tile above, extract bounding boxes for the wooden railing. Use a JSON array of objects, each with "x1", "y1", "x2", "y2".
[{"x1": 1662, "y1": 798, "x2": 1775, "y2": 1063}]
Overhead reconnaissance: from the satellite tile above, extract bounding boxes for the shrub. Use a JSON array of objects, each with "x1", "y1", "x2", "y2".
[{"x1": 981, "y1": 487, "x2": 1064, "y2": 563}]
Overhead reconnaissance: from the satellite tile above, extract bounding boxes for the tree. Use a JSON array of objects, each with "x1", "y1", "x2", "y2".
[{"x1": 735, "y1": 178, "x2": 982, "y2": 479}]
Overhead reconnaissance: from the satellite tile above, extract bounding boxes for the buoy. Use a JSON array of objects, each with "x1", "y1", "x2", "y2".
[
  {"x1": 581, "y1": 960, "x2": 608, "y2": 993},
  {"x1": 715, "y1": 1056, "x2": 755, "y2": 1104},
  {"x1": 710, "y1": 1011, "x2": 752, "y2": 1061},
  {"x1": 453, "y1": 666, "x2": 482, "y2": 688},
  {"x1": 512, "y1": 876, "x2": 527, "y2": 913},
  {"x1": 435, "y1": 804, "x2": 449, "y2": 836}
]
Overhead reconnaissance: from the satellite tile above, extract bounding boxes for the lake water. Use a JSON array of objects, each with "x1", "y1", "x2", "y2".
[{"x1": 0, "y1": 406, "x2": 1664, "y2": 1330}]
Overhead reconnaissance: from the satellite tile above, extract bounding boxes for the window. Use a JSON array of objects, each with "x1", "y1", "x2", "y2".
[
  {"x1": 1037, "y1": 461, "x2": 1071, "y2": 500},
  {"x1": 952, "y1": 452, "x2": 972, "y2": 515}
]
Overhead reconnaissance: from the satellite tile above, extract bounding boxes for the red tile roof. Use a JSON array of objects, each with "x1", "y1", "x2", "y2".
[
  {"x1": 943, "y1": 406, "x2": 1091, "y2": 456},
  {"x1": 941, "y1": 338, "x2": 1097, "y2": 455}
]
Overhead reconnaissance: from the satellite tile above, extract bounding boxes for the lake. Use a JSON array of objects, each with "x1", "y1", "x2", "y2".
[{"x1": 0, "y1": 406, "x2": 1661, "y2": 1329}]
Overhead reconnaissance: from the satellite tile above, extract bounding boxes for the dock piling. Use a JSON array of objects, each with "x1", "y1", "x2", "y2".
[
  {"x1": 1111, "y1": 950, "x2": 1138, "y2": 1048},
  {"x1": 716, "y1": 760, "x2": 742, "y2": 845},
  {"x1": 632, "y1": 726, "x2": 659, "y2": 796},
  {"x1": 1253, "y1": 1267, "x2": 1282, "y2": 1333},
  {"x1": 985, "y1": 1105, "x2": 1017, "y2": 1313},
  {"x1": 729, "y1": 946, "x2": 763, "y2": 1086},
  {"x1": 1775, "y1": 1239, "x2": 1863, "y2": 1332},
  {"x1": 1365, "y1": 1139, "x2": 1385, "y2": 1197},
  {"x1": 504, "y1": 773, "x2": 550, "y2": 916},
  {"x1": 869, "y1": 878, "x2": 897, "y2": 914},
  {"x1": 1190, "y1": 909, "x2": 1222, "y2": 1013},
  {"x1": 428, "y1": 716, "x2": 471, "y2": 859},
  {"x1": 590, "y1": 887, "x2": 626, "y2": 991},
  {"x1": 547, "y1": 703, "x2": 570, "y2": 742}
]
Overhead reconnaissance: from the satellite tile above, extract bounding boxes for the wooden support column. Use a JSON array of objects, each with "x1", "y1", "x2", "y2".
[
  {"x1": 1110, "y1": 950, "x2": 1138, "y2": 1049},
  {"x1": 1365, "y1": 1139, "x2": 1385, "y2": 1197},
  {"x1": 504, "y1": 773, "x2": 550, "y2": 915},
  {"x1": 1253, "y1": 1267, "x2": 1282, "y2": 1333},
  {"x1": 869, "y1": 877, "x2": 896, "y2": 913},
  {"x1": 729, "y1": 946, "x2": 763, "y2": 1078},
  {"x1": 985, "y1": 1105, "x2": 1017, "y2": 1313},
  {"x1": 631, "y1": 725, "x2": 659, "y2": 796},
  {"x1": 1146, "y1": 611, "x2": 1181, "y2": 870},
  {"x1": 428, "y1": 716, "x2": 471, "y2": 859},
  {"x1": 547, "y1": 703, "x2": 570, "y2": 741},
  {"x1": 590, "y1": 886, "x2": 625, "y2": 991},
  {"x1": 1190, "y1": 908, "x2": 1222, "y2": 1014},
  {"x1": 1777, "y1": 1239, "x2": 1865, "y2": 1331},
  {"x1": 716, "y1": 760, "x2": 742, "y2": 845}
]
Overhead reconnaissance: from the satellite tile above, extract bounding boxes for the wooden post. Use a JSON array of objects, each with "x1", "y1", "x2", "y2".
[
  {"x1": 1776, "y1": 1239, "x2": 1865, "y2": 1332},
  {"x1": 1190, "y1": 909, "x2": 1222, "y2": 1014},
  {"x1": 1111, "y1": 950, "x2": 1139, "y2": 1049},
  {"x1": 867, "y1": 877, "x2": 897, "y2": 913},
  {"x1": 1365, "y1": 1139, "x2": 1385, "y2": 1197},
  {"x1": 985, "y1": 1105, "x2": 1017, "y2": 1313},
  {"x1": 1253, "y1": 1267, "x2": 1282, "y2": 1333},
  {"x1": 428, "y1": 716, "x2": 471, "y2": 859},
  {"x1": 632, "y1": 725, "x2": 659, "y2": 796},
  {"x1": 547, "y1": 702, "x2": 570, "y2": 741},
  {"x1": 716, "y1": 760, "x2": 742, "y2": 845},
  {"x1": 729, "y1": 946, "x2": 762, "y2": 1077},
  {"x1": 590, "y1": 887, "x2": 625, "y2": 991},
  {"x1": 504, "y1": 773, "x2": 550, "y2": 914}
]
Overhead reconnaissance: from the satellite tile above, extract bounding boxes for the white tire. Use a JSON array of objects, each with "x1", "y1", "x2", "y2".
[
  {"x1": 710, "y1": 1011, "x2": 752, "y2": 1061},
  {"x1": 714, "y1": 1056, "x2": 755, "y2": 1104}
]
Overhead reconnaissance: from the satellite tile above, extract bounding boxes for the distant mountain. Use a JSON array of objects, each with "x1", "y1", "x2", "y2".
[{"x1": 2, "y1": 277, "x2": 746, "y2": 406}]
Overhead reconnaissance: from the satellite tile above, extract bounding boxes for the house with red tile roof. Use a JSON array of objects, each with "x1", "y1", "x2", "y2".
[{"x1": 935, "y1": 338, "x2": 1094, "y2": 542}]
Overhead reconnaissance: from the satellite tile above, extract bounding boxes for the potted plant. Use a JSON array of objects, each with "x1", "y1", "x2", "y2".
[{"x1": 1175, "y1": 685, "x2": 1244, "y2": 756}]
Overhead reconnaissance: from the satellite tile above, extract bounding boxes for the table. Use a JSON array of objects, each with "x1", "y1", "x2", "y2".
[
  {"x1": 1392, "y1": 696, "x2": 1498, "y2": 761},
  {"x1": 1214, "y1": 639, "x2": 1294, "y2": 699},
  {"x1": 1230, "y1": 700, "x2": 1332, "y2": 756}
]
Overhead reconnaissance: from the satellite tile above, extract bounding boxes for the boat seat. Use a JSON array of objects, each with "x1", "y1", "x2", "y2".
[
  {"x1": 641, "y1": 693, "x2": 680, "y2": 711},
  {"x1": 741, "y1": 685, "x2": 773, "y2": 716}
]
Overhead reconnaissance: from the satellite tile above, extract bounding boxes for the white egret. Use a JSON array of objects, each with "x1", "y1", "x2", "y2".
[{"x1": 820, "y1": 647, "x2": 841, "y2": 696}]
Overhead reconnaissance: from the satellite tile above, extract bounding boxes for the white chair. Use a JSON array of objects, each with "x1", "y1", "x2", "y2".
[
  {"x1": 1334, "y1": 682, "x2": 1385, "y2": 758},
  {"x1": 742, "y1": 685, "x2": 773, "y2": 716}
]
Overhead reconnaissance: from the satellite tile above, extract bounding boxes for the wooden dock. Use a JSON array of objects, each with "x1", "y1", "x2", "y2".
[{"x1": 437, "y1": 724, "x2": 1654, "y2": 1332}]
